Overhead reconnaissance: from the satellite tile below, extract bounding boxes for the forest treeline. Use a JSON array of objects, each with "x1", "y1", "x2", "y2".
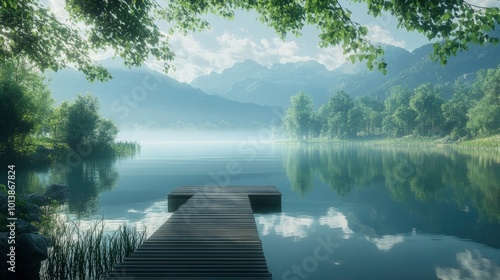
[
  {"x1": 284, "y1": 65, "x2": 500, "y2": 141},
  {"x1": 0, "y1": 59, "x2": 135, "y2": 160}
]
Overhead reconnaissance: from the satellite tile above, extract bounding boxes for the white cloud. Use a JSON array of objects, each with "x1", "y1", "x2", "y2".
[
  {"x1": 216, "y1": 32, "x2": 268, "y2": 63},
  {"x1": 319, "y1": 208, "x2": 354, "y2": 239},
  {"x1": 366, "y1": 235, "x2": 404, "y2": 252},
  {"x1": 272, "y1": 38, "x2": 297, "y2": 57},
  {"x1": 366, "y1": 24, "x2": 406, "y2": 48},
  {"x1": 150, "y1": 33, "x2": 217, "y2": 82},
  {"x1": 436, "y1": 250, "x2": 500, "y2": 280},
  {"x1": 261, "y1": 38, "x2": 271, "y2": 49},
  {"x1": 468, "y1": 0, "x2": 500, "y2": 7},
  {"x1": 160, "y1": 32, "x2": 342, "y2": 82},
  {"x1": 317, "y1": 46, "x2": 346, "y2": 70},
  {"x1": 256, "y1": 214, "x2": 315, "y2": 240}
]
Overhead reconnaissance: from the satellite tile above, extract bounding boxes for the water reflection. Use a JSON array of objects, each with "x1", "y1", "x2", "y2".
[
  {"x1": 49, "y1": 157, "x2": 120, "y2": 216},
  {"x1": 256, "y1": 214, "x2": 314, "y2": 240},
  {"x1": 283, "y1": 145, "x2": 384, "y2": 197},
  {"x1": 279, "y1": 144, "x2": 500, "y2": 260},
  {"x1": 282, "y1": 144, "x2": 500, "y2": 224},
  {"x1": 0, "y1": 163, "x2": 49, "y2": 194},
  {"x1": 366, "y1": 234, "x2": 405, "y2": 252},
  {"x1": 283, "y1": 148, "x2": 315, "y2": 196},
  {"x1": 319, "y1": 208, "x2": 353, "y2": 239},
  {"x1": 256, "y1": 207, "x2": 354, "y2": 240},
  {"x1": 435, "y1": 250, "x2": 500, "y2": 280},
  {"x1": 10, "y1": 142, "x2": 500, "y2": 279},
  {"x1": 62, "y1": 199, "x2": 171, "y2": 238}
]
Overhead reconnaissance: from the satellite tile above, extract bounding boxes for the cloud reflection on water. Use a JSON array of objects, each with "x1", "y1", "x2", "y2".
[
  {"x1": 256, "y1": 214, "x2": 315, "y2": 240},
  {"x1": 256, "y1": 207, "x2": 355, "y2": 241},
  {"x1": 436, "y1": 250, "x2": 500, "y2": 280},
  {"x1": 366, "y1": 235, "x2": 405, "y2": 251},
  {"x1": 257, "y1": 207, "x2": 410, "y2": 253},
  {"x1": 319, "y1": 208, "x2": 354, "y2": 239}
]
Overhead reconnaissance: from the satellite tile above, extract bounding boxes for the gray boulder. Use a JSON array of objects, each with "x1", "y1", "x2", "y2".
[
  {"x1": 23, "y1": 203, "x2": 42, "y2": 223},
  {"x1": 16, "y1": 219, "x2": 38, "y2": 234},
  {"x1": 44, "y1": 184, "x2": 69, "y2": 203},
  {"x1": 17, "y1": 233, "x2": 51, "y2": 280},
  {"x1": 17, "y1": 233, "x2": 50, "y2": 261},
  {"x1": 23, "y1": 194, "x2": 51, "y2": 207},
  {"x1": 0, "y1": 193, "x2": 43, "y2": 223}
]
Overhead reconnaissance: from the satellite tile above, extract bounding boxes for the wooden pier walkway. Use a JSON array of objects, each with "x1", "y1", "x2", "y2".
[{"x1": 106, "y1": 186, "x2": 281, "y2": 279}]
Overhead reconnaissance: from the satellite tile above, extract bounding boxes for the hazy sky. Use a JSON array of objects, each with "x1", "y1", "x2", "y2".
[{"x1": 48, "y1": 0, "x2": 500, "y2": 82}]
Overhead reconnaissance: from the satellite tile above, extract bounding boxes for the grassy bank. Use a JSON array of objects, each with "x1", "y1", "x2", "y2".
[
  {"x1": 277, "y1": 134, "x2": 500, "y2": 150},
  {"x1": 454, "y1": 135, "x2": 500, "y2": 149},
  {"x1": 4, "y1": 140, "x2": 141, "y2": 167}
]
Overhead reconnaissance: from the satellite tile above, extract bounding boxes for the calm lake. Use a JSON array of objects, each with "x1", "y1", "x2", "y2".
[{"x1": 16, "y1": 140, "x2": 500, "y2": 279}]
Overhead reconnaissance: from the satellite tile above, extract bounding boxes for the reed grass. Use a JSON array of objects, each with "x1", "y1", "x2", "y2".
[
  {"x1": 454, "y1": 135, "x2": 500, "y2": 149},
  {"x1": 109, "y1": 141, "x2": 141, "y2": 157},
  {"x1": 40, "y1": 217, "x2": 146, "y2": 280}
]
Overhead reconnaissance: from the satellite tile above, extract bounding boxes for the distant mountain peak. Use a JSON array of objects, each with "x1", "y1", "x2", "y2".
[
  {"x1": 335, "y1": 44, "x2": 411, "y2": 75},
  {"x1": 235, "y1": 59, "x2": 265, "y2": 66},
  {"x1": 227, "y1": 59, "x2": 267, "y2": 72},
  {"x1": 270, "y1": 60, "x2": 327, "y2": 71},
  {"x1": 99, "y1": 57, "x2": 127, "y2": 69}
]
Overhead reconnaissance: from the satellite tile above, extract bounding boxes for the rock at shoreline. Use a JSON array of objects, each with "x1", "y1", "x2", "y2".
[
  {"x1": 0, "y1": 186, "x2": 68, "y2": 279},
  {"x1": 24, "y1": 194, "x2": 51, "y2": 207},
  {"x1": 17, "y1": 233, "x2": 51, "y2": 280},
  {"x1": 16, "y1": 219, "x2": 38, "y2": 234},
  {"x1": 0, "y1": 194, "x2": 42, "y2": 223},
  {"x1": 44, "y1": 184, "x2": 69, "y2": 203},
  {"x1": 18, "y1": 233, "x2": 50, "y2": 261},
  {"x1": 25, "y1": 203, "x2": 42, "y2": 223},
  {"x1": 0, "y1": 232, "x2": 51, "y2": 280}
]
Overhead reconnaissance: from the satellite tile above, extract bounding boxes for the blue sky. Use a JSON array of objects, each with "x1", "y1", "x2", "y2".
[{"x1": 48, "y1": 0, "x2": 500, "y2": 82}]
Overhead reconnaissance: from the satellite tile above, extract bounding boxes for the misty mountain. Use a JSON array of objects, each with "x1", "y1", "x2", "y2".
[
  {"x1": 190, "y1": 42, "x2": 500, "y2": 108},
  {"x1": 47, "y1": 60, "x2": 279, "y2": 128},
  {"x1": 190, "y1": 59, "x2": 341, "y2": 108}
]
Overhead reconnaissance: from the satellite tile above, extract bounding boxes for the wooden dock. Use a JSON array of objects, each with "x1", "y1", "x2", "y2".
[{"x1": 106, "y1": 186, "x2": 281, "y2": 279}]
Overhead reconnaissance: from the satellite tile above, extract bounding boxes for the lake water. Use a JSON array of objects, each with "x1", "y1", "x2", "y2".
[{"x1": 15, "y1": 141, "x2": 500, "y2": 280}]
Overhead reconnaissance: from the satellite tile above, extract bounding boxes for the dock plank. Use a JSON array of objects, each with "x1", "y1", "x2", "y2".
[{"x1": 106, "y1": 186, "x2": 280, "y2": 280}]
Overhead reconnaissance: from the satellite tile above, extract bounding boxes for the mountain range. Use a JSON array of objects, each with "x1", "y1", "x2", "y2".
[
  {"x1": 47, "y1": 61, "x2": 279, "y2": 129},
  {"x1": 191, "y1": 41, "x2": 500, "y2": 108},
  {"x1": 48, "y1": 39, "x2": 500, "y2": 129}
]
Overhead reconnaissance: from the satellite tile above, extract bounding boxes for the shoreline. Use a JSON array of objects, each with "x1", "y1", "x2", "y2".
[{"x1": 275, "y1": 135, "x2": 500, "y2": 150}]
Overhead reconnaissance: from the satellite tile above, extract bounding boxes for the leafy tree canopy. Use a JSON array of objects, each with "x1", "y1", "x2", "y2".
[
  {"x1": 62, "y1": 93, "x2": 119, "y2": 150},
  {"x1": 284, "y1": 91, "x2": 314, "y2": 139},
  {"x1": 1, "y1": 0, "x2": 499, "y2": 81},
  {"x1": 0, "y1": 59, "x2": 53, "y2": 156}
]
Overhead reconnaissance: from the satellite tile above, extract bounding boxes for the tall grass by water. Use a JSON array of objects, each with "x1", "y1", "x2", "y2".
[{"x1": 40, "y1": 217, "x2": 146, "y2": 280}]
